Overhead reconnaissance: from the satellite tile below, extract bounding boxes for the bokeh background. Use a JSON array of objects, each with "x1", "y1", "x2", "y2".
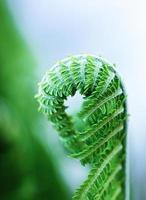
[{"x1": 1, "y1": 0, "x2": 146, "y2": 199}]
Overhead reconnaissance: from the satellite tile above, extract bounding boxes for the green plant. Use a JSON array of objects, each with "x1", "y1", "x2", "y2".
[{"x1": 36, "y1": 54, "x2": 127, "y2": 200}]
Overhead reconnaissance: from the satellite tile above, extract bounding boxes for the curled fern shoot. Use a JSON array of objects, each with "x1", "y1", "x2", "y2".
[{"x1": 36, "y1": 54, "x2": 128, "y2": 200}]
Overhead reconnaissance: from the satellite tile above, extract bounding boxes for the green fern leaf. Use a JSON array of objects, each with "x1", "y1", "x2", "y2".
[{"x1": 36, "y1": 54, "x2": 127, "y2": 200}]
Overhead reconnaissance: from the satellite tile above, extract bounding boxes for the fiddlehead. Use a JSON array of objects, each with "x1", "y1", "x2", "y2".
[{"x1": 36, "y1": 54, "x2": 127, "y2": 200}]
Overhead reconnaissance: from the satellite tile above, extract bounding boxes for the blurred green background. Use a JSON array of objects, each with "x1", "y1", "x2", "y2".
[
  {"x1": 0, "y1": 1, "x2": 71, "y2": 199},
  {"x1": 1, "y1": 0, "x2": 146, "y2": 199}
]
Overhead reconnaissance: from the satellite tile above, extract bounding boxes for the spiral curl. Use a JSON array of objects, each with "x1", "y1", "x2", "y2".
[{"x1": 36, "y1": 54, "x2": 127, "y2": 200}]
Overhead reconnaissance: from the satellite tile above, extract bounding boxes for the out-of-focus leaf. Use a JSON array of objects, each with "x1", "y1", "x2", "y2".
[{"x1": 0, "y1": 1, "x2": 69, "y2": 199}]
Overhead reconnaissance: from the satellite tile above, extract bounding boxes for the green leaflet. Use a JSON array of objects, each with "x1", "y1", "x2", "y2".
[{"x1": 36, "y1": 54, "x2": 127, "y2": 200}]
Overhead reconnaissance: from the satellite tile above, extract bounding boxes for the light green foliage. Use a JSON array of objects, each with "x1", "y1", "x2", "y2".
[{"x1": 36, "y1": 54, "x2": 127, "y2": 200}]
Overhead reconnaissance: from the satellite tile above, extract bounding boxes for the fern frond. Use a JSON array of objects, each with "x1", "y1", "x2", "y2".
[
  {"x1": 72, "y1": 144, "x2": 123, "y2": 200},
  {"x1": 94, "y1": 165, "x2": 122, "y2": 200},
  {"x1": 36, "y1": 54, "x2": 127, "y2": 199},
  {"x1": 71, "y1": 124, "x2": 123, "y2": 160}
]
